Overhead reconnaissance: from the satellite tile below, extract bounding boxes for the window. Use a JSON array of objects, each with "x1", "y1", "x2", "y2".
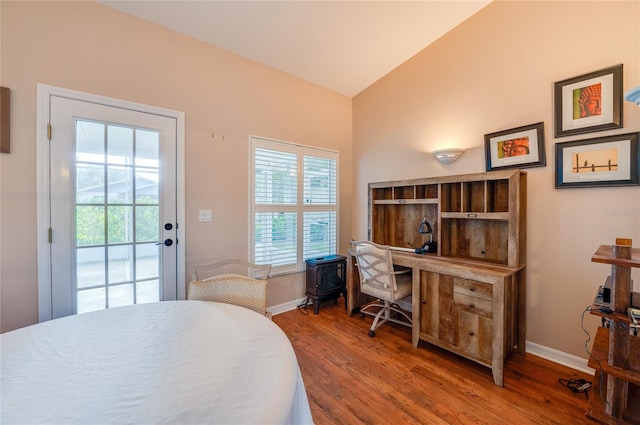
[{"x1": 251, "y1": 136, "x2": 338, "y2": 274}]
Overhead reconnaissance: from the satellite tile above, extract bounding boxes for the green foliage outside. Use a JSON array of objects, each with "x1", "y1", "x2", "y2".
[{"x1": 76, "y1": 197, "x2": 158, "y2": 246}]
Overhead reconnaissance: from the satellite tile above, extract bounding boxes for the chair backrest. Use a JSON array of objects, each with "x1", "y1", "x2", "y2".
[
  {"x1": 191, "y1": 259, "x2": 271, "y2": 281},
  {"x1": 188, "y1": 273, "x2": 269, "y2": 317},
  {"x1": 351, "y1": 240, "x2": 399, "y2": 303}
]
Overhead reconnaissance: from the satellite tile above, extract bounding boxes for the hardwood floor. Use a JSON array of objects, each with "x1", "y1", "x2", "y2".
[{"x1": 273, "y1": 298, "x2": 595, "y2": 425}]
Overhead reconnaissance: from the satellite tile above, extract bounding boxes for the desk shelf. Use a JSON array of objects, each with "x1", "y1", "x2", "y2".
[{"x1": 586, "y1": 240, "x2": 640, "y2": 424}]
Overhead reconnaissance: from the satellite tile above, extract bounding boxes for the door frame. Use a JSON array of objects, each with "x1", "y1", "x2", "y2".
[{"x1": 36, "y1": 84, "x2": 186, "y2": 322}]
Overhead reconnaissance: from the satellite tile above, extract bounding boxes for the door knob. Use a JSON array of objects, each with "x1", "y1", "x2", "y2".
[{"x1": 156, "y1": 239, "x2": 173, "y2": 247}]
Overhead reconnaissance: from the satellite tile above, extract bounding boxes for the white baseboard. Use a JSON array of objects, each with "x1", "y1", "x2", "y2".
[
  {"x1": 525, "y1": 340, "x2": 593, "y2": 375},
  {"x1": 268, "y1": 297, "x2": 308, "y2": 316},
  {"x1": 270, "y1": 300, "x2": 594, "y2": 376}
]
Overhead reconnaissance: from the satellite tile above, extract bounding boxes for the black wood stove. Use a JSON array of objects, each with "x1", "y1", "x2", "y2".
[{"x1": 304, "y1": 255, "x2": 346, "y2": 314}]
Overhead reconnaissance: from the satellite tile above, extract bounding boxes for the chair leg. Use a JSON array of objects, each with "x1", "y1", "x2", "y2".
[{"x1": 368, "y1": 301, "x2": 392, "y2": 337}]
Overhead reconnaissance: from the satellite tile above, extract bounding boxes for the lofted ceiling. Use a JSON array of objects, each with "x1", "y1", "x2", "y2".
[{"x1": 98, "y1": 1, "x2": 491, "y2": 97}]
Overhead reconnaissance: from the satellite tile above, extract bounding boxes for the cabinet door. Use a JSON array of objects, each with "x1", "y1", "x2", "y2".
[
  {"x1": 456, "y1": 309, "x2": 492, "y2": 361},
  {"x1": 419, "y1": 272, "x2": 455, "y2": 345}
]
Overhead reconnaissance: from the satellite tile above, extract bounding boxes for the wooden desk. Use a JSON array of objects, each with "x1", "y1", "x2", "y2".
[{"x1": 347, "y1": 248, "x2": 525, "y2": 387}]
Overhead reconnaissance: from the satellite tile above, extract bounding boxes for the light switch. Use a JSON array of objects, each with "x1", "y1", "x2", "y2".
[{"x1": 199, "y1": 209, "x2": 212, "y2": 222}]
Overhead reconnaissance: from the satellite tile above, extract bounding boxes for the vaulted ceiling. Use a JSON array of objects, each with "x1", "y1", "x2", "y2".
[{"x1": 98, "y1": 1, "x2": 491, "y2": 97}]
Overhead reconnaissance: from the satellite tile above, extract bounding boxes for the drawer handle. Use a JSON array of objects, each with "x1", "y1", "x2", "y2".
[
  {"x1": 468, "y1": 331, "x2": 475, "y2": 336},
  {"x1": 469, "y1": 303, "x2": 475, "y2": 308},
  {"x1": 469, "y1": 287, "x2": 475, "y2": 292},
  {"x1": 421, "y1": 300, "x2": 427, "y2": 304},
  {"x1": 467, "y1": 213, "x2": 477, "y2": 218}
]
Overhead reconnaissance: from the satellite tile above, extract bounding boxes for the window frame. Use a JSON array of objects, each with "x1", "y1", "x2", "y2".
[{"x1": 249, "y1": 136, "x2": 339, "y2": 275}]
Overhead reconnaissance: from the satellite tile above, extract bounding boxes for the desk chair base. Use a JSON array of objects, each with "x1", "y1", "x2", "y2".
[{"x1": 360, "y1": 300, "x2": 412, "y2": 337}]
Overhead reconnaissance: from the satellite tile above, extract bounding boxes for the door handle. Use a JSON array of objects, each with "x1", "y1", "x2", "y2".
[{"x1": 156, "y1": 239, "x2": 173, "y2": 247}]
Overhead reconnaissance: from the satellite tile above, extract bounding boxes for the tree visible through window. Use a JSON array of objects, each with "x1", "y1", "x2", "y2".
[{"x1": 251, "y1": 137, "x2": 338, "y2": 274}]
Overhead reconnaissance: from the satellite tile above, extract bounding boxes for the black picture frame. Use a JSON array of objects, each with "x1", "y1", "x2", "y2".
[
  {"x1": 554, "y1": 64, "x2": 623, "y2": 138},
  {"x1": 555, "y1": 132, "x2": 639, "y2": 189},
  {"x1": 484, "y1": 122, "x2": 546, "y2": 171}
]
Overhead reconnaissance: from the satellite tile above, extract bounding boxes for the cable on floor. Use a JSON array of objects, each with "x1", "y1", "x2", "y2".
[{"x1": 558, "y1": 378, "x2": 592, "y2": 399}]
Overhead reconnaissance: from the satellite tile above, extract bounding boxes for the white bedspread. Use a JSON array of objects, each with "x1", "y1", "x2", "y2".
[{"x1": 1, "y1": 300, "x2": 314, "y2": 425}]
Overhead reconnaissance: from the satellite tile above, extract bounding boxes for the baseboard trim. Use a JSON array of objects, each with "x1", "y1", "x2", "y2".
[
  {"x1": 271, "y1": 300, "x2": 594, "y2": 375},
  {"x1": 526, "y1": 340, "x2": 593, "y2": 375},
  {"x1": 268, "y1": 297, "x2": 308, "y2": 316}
]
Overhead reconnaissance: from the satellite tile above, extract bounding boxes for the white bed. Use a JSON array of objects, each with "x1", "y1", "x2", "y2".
[{"x1": 1, "y1": 300, "x2": 313, "y2": 424}]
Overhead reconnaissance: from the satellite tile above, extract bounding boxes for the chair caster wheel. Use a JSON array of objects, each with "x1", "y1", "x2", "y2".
[{"x1": 368, "y1": 330, "x2": 375, "y2": 338}]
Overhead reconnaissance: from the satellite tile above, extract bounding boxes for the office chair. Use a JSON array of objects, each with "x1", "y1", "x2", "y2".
[
  {"x1": 351, "y1": 240, "x2": 412, "y2": 337},
  {"x1": 189, "y1": 259, "x2": 272, "y2": 318}
]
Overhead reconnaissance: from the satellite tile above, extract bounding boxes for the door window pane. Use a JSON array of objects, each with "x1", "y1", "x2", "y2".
[
  {"x1": 107, "y1": 125, "x2": 134, "y2": 165},
  {"x1": 135, "y1": 170, "x2": 158, "y2": 204},
  {"x1": 77, "y1": 287, "x2": 106, "y2": 314},
  {"x1": 135, "y1": 129, "x2": 159, "y2": 168},
  {"x1": 135, "y1": 206, "x2": 159, "y2": 242},
  {"x1": 76, "y1": 120, "x2": 105, "y2": 163},
  {"x1": 137, "y1": 280, "x2": 160, "y2": 304},
  {"x1": 108, "y1": 165, "x2": 133, "y2": 203},
  {"x1": 109, "y1": 284, "x2": 133, "y2": 308},
  {"x1": 108, "y1": 205, "x2": 133, "y2": 244},
  {"x1": 108, "y1": 245, "x2": 133, "y2": 284},
  {"x1": 136, "y1": 243, "x2": 159, "y2": 280},
  {"x1": 76, "y1": 246, "x2": 105, "y2": 288},
  {"x1": 76, "y1": 206, "x2": 105, "y2": 246},
  {"x1": 76, "y1": 163, "x2": 105, "y2": 203}
]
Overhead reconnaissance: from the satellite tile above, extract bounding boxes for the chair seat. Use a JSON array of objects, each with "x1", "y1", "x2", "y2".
[{"x1": 395, "y1": 273, "x2": 412, "y2": 300}]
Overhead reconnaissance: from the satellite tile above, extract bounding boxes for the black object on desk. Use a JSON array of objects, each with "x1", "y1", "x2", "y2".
[{"x1": 305, "y1": 255, "x2": 346, "y2": 314}]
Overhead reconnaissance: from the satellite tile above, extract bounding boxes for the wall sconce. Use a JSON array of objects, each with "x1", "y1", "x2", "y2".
[
  {"x1": 624, "y1": 86, "x2": 640, "y2": 106},
  {"x1": 433, "y1": 148, "x2": 465, "y2": 164}
]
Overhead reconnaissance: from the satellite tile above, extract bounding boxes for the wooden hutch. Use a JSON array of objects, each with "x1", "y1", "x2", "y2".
[{"x1": 347, "y1": 169, "x2": 526, "y2": 387}]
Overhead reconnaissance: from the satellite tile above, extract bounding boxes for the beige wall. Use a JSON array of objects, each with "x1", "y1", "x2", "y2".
[
  {"x1": 0, "y1": 1, "x2": 353, "y2": 332},
  {"x1": 353, "y1": 1, "x2": 640, "y2": 359}
]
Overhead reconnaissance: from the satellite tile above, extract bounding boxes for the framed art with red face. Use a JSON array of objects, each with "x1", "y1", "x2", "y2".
[
  {"x1": 484, "y1": 122, "x2": 546, "y2": 171},
  {"x1": 554, "y1": 65, "x2": 623, "y2": 137}
]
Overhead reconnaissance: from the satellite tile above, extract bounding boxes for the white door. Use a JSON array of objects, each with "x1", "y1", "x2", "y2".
[{"x1": 38, "y1": 87, "x2": 184, "y2": 320}]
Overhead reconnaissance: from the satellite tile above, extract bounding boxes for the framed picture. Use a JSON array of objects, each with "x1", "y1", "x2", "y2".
[
  {"x1": 484, "y1": 122, "x2": 546, "y2": 171},
  {"x1": 555, "y1": 132, "x2": 639, "y2": 189},
  {"x1": 554, "y1": 64, "x2": 623, "y2": 137}
]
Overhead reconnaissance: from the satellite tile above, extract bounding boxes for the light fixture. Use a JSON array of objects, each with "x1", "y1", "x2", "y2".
[
  {"x1": 433, "y1": 148, "x2": 465, "y2": 164},
  {"x1": 624, "y1": 86, "x2": 640, "y2": 106}
]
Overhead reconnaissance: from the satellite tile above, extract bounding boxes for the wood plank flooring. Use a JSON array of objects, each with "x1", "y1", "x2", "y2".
[{"x1": 273, "y1": 298, "x2": 595, "y2": 425}]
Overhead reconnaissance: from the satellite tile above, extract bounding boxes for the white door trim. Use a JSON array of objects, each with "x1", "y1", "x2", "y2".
[{"x1": 36, "y1": 84, "x2": 186, "y2": 322}]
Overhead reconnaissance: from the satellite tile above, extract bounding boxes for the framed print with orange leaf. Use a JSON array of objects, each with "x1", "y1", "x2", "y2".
[
  {"x1": 554, "y1": 64, "x2": 623, "y2": 137},
  {"x1": 484, "y1": 122, "x2": 546, "y2": 171},
  {"x1": 555, "y1": 132, "x2": 639, "y2": 188}
]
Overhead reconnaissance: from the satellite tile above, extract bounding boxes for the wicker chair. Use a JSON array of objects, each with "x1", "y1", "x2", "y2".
[
  {"x1": 351, "y1": 240, "x2": 412, "y2": 337},
  {"x1": 188, "y1": 259, "x2": 272, "y2": 318},
  {"x1": 191, "y1": 259, "x2": 271, "y2": 281}
]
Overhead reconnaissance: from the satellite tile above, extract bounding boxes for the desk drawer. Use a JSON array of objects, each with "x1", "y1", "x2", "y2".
[
  {"x1": 454, "y1": 292, "x2": 492, "y2": 318},
  {"x1": 453, "y1": 278, "x2": 492, "y2": 301}
]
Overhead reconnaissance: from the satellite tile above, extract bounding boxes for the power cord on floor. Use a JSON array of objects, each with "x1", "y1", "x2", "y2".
[
  {"x1": 297, "y1": 297, "x2": 312, "y2": 315},
  {"x1": 558, "y1": 378, "x2": 592, "y2": 399},
  {"x1": 580, "y1": 305, "x2": 613, "y2": 411}
]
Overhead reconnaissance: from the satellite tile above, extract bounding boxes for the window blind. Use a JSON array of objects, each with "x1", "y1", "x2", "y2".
[{"x1": 251, "y1": 137, "x2": 339, "y2": 274}]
